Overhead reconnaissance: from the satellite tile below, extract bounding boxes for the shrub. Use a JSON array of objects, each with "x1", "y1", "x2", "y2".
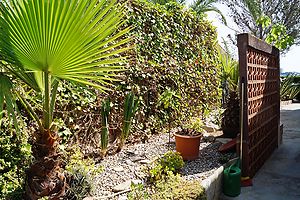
[
  {"x1": 280, "y1": 74, "x2": 300, "y2": 101},
  {"x1": 152, "y1": 172, "x2": 206, "y2": 200},
  {"x1": 149, "y1": 151, "x2": 184, "y2": 181},
  {"x1": 128, "y1": 183, "x2": 150, "y2": 200},
  {"x1": 63, "y1": 146, "x2": 103, "y2": 200},
  {"x1": 0, "y1": 116, "x2": 31, "y2": 200},
  {"x1": 119, "y1": 0, "x2": 222, "y2": 134}
]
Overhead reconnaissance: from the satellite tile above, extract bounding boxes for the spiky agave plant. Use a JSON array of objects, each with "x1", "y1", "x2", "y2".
[
  {"x1": 101, "y1": 98, "x2": 110, "y2": 156},
  {"x1": 280, "y1": 74, "x2": 300, "y2": 101},
  {"x1": 119, "y1": 92, "x2": 139, "y2": 150},
  {"x1": 0, "y1": 0, "x2": 130, "y2": 199}
]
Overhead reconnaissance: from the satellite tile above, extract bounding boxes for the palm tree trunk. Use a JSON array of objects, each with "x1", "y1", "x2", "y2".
[
  {"x1": 25, "y1": 72, "x2": 66, "y2": 199},
  {"x1": 25, "y1": 130, "x2": 66, "y2": 200}
]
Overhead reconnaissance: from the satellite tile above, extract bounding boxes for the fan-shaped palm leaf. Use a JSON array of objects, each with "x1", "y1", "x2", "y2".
[{"x1": 0, "y1": 0, "x2": 130, "y2": 91}]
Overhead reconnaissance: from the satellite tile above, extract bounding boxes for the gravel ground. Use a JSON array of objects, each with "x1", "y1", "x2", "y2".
[{"x1": 91, "y1": 132, "x2": 233, "y2": 199}]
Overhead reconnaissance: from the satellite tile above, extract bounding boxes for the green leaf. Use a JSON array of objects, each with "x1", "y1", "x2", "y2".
[{"x1": 0, "y1": 0, "x2": 130, "y2": 92}]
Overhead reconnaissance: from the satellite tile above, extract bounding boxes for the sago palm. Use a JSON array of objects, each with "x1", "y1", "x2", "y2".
[
  {"x1": 218, "y1": 50, "x2": 240, "y2": 138},
  {"x1": 0, "y1": 0, "x2": 130, "y2": 199}
]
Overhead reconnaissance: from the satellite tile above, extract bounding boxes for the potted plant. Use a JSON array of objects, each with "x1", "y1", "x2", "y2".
[{"x1": 174, "y1": 118, "x2": 204, "y2": 160}]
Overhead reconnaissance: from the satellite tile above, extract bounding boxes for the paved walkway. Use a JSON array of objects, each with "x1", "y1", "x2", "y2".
[{"x1": 221, "y1": 103, "x2": 300, "y2": 200}]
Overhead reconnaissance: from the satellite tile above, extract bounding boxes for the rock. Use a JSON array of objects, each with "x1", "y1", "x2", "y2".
[
  {"x1": 125, "y1": 159, "x2": 134, "y2": 165},
  {"x1": 131, "y1": 156, "x2": 144, "y2": 162},
  {"x1": 131, "y1": 179, "x2": 142, "y2": 185},
  {"x1": 126, "y1": 150, "x2": 136, "y2": 155},
  {"x1": 83, "y1": 197, "x2": 94, "y2": 200},
  {"x1": 215, "y1": 138, "x2": 232, "y2": 144},
  {"x1": 112, "y1": 180, "x2": 132, "y2": 192},
  {"x1": 139, "y1": 159, "x2": 151, "y2": 164},
  {"x1": 203, "y1": 136, "x2": 215, "y2": 143},
  {"x1": 203, "y1": 125, "x2": 216, "y2": 133},
  {"x1": 118, "y1": 196, "x2": 128, "y2": 200},
  {"x1": 113, "y1": 166, "x2": 124, "y2": 172}
]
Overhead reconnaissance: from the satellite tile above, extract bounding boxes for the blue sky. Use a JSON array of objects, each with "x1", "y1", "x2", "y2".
[{"x1": 185, "y1": 1, "x2": 300, "y2": 72}]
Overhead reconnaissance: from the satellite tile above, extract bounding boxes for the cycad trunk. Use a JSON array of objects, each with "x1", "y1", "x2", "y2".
[
  {"x1": 221, "y1": 91, "x2": 240, "y2": 138},
  {"x1": 25, "y1": 129, "x2": 66, "y2": 200}
]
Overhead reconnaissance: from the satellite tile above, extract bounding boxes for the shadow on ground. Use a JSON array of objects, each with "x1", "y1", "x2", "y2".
[{"x1": 221, "y1": 103, "x2": 300, "y2": 200}]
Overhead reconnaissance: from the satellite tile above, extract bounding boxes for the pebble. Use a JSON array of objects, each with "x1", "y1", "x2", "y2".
[
  {"x1": 131, "y1": 179, "x2": 142, "y2": 185},
  {"x1": 83, "y1": 197, "x2": 94, "y2": 200},
  {"x1": 113, "y1": 166, "x2": 124, "y2": 172},
  {"x1": 92, "y1": 133, "x2": 234, "y2": 199},
  {"x1": 131, "y1": 156, "x2": 145, "y2": 162},
  {"x1": 125, "y1": 159, "x2": 134, "y2": 165},
  {"x1": 118, "y1": 196, "x2": 128, "y2": 200},
  {"x1": 112, "y1": 180, "x2": 131, "y2": 192},
  {"x1": 138, "y1": 159, "x2": 151, "y2": 164}
]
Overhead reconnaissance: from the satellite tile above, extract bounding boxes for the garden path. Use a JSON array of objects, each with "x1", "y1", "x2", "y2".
[{"x1": 221, "y1": 103, "x2": 300, "y2": 200}]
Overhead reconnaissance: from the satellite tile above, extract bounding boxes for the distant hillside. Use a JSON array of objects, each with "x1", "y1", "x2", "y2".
[{"x1": 281, "y1": 72, "x2": 300, "y2": 77}]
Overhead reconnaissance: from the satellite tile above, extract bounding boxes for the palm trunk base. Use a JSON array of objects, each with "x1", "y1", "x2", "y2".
[
  {"x1": 25, "y1": 131, "x2": 66, "y2": 200},
  {"x1": 25, "y1": 156, "x2": 66, "y2": 200}
]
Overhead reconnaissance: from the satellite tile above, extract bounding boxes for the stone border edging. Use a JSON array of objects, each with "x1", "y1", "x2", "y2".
[
  {"x1": 280, "y1": 100, "x2": 292, "y2": 106},
  {"x1": 201, "y1": 158, "x2": 239, "y2": 200}
]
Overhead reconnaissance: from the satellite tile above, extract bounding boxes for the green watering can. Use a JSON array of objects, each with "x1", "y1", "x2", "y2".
[{"x1": 223, "y1": 161, "x2": 241, "y2": 197}]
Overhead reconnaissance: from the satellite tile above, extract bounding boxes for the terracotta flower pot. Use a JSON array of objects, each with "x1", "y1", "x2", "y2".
[{"x1": 174, "y1": 133, "x2": 201, "y2": 160}]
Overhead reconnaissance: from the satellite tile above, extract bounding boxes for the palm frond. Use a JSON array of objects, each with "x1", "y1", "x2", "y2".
[
  {"x1": 191, "y1": 0, "x2": 227, "y2": 25},
  {"x1": 0, "y1": 0, "x2": 130, "y2": 91}
]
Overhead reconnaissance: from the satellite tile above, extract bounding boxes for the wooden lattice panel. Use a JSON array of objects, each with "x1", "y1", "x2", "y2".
[{"x1": 238, "y1": 34, "x2": 280, "y2": 178}]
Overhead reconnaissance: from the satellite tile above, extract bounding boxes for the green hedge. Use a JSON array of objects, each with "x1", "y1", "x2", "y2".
[
  {"x1": 52, "y1": 0, "x2": 222, "y2": 141},
  {"x1": 116, "y1": 0, "x2": 222, "y2": 133},
  {"x1": 0, "y1": 117, "x2": 31, "y2": 199}
]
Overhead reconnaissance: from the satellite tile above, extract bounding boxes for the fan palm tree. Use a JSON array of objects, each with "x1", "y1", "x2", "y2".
[
  {"x1": 0, "y1": 0, "x2": 130, "y2": 199},
  {"x1": 191, "y1": 0, "x2": 227, "y2": 25}
]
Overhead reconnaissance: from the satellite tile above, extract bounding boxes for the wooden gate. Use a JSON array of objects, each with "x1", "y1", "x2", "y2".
[{"x1": 237, "y1": 33, "x2": 280, "y2": 178}]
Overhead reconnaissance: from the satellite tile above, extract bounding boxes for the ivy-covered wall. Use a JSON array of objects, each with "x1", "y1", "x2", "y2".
[{"x1": 115, "y1": 0, "x2": 222, "y2": 133}]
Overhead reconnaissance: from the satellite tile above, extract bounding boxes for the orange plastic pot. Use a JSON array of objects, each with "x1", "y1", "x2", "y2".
[{"x1": 174, "y1": 133, "x2": 201, "y2": 160}]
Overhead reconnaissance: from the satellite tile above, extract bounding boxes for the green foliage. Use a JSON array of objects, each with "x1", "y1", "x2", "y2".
[
  {"x1": 119, "y1": 92, "x2": 139, "y2": 148},
  {"x1": 191, "y1": 0, "x2": 227, "y2": 25},
  {"x1": 151, "y1": 172, "x2": 207, "y2": 200},
  {"x1": 256, "y1": 15, "x2": 294, "y2": 50},
  {"x1": 0, "y1": 117, "x2": 31, "y2": 200},
  {"x1": 218, "y1": 47, "x2": 240, "y2": 137},
  {"x1": 157, "y1": 88, "x2": 181, "y2": 122},
  {"x1": 182, "y1": 117, "x2": 205, "y2": 134},
  {"x1": 149, "y1": 151, "x2": 184, "y2": 182},
  {"x1": 0, "y1": 0, "x2": 130, "y2": 148},
  {"x1": 116, "y1": 0, "x2": 222, "y2": 136},
  {"x1": 128, "y1": 183, "x2": 150, "y2": 200},
  {"x1": 218, "y1": 50, "x2": 239, "y2": 93},
  {"x1": 280, "y1": 74, "x2": 300, "y2": 101},
  {"x1": 101, "y1": 98, "x2": 110, "y2": 155},
  {"x1": 148, "y1": 0, "x2": 186, "y2": 5},
  {"x1": 22, "y1": 0, "x2": 222, "y2": 154},
  {"x1": 225, "y1": 0, "x2": 300, "y2": 51},
  {"x1": 64, "y1": 146, "x2": 103, "y2": 200}
]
